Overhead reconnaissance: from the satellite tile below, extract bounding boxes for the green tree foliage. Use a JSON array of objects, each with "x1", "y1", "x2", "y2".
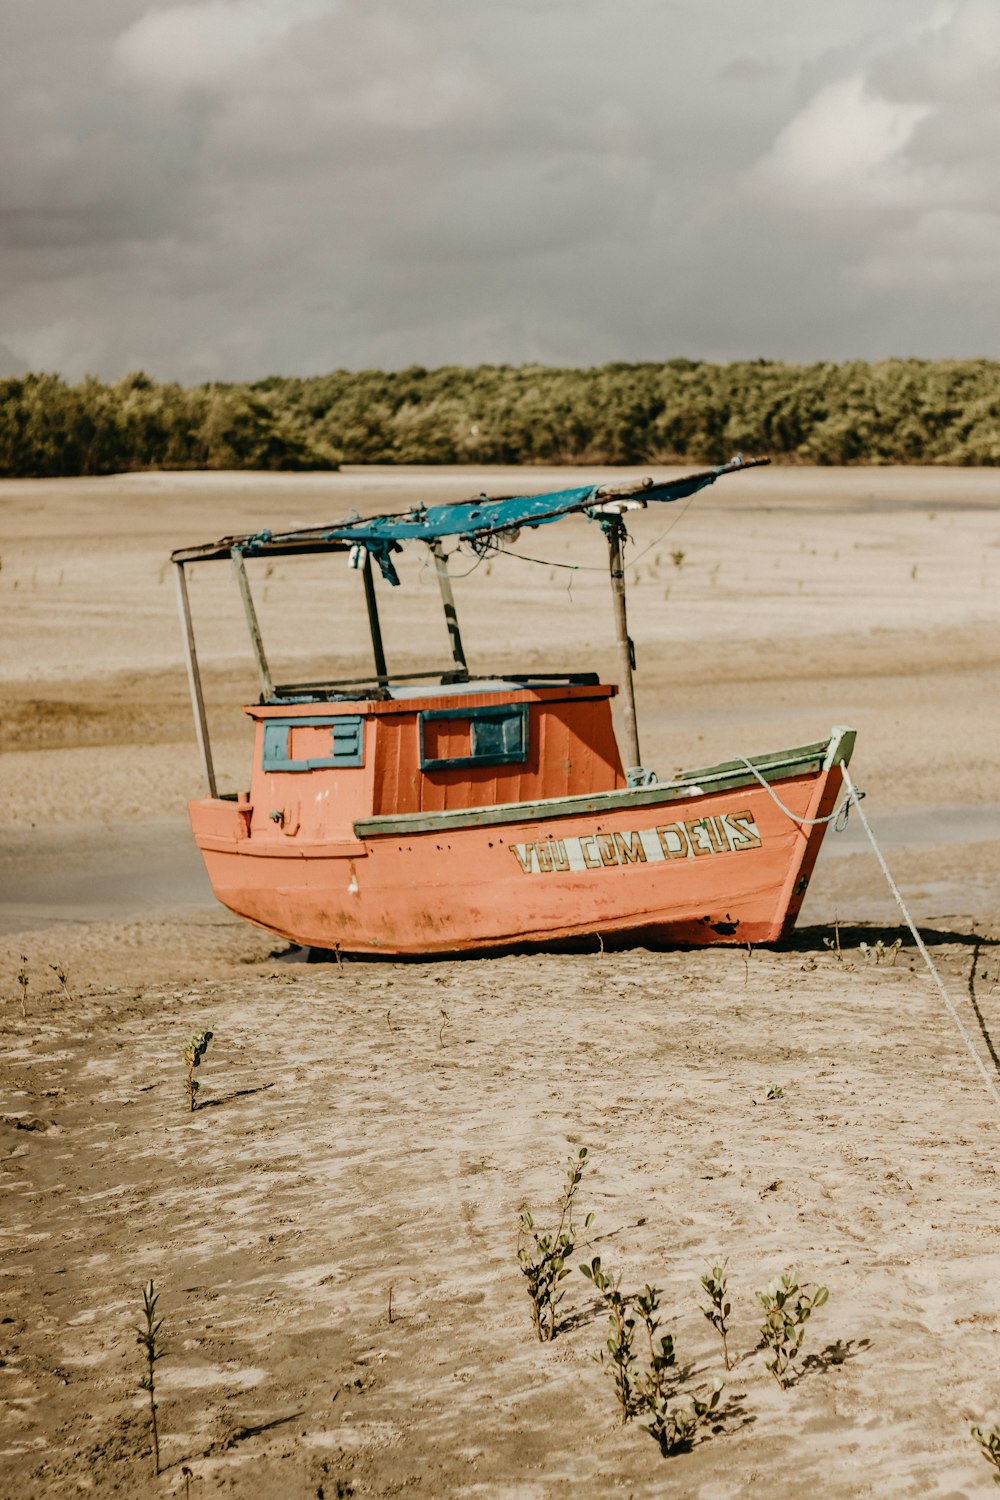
[
  {"x1": 5, "y1": 358, "x2": 1000, "y2": 476},
  {"x1": 259, "y1": 357, "x2": 1000, "y2": 467},
  {"x1": 0, "y1": 371, "x2": 340, "y2": 477}
]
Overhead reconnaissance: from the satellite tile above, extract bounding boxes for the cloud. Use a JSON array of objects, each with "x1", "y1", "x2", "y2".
[
  {"x1": 742, "y1": 0, "x2": 1000, "y2": 340},
  {"x1": 112, "y1": 0, "x2": 338, "y2": 91},
  {"x1": 4, "y1": 0, "x2": 1000, "y2": 380},
  {"x1": 754, "y1": 73, "x2": 932, "y2": 212}
]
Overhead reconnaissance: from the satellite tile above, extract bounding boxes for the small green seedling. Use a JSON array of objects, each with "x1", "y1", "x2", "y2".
[
  {"x1": 700, "y1": 1260, "x2": 732, "y2": 1369},
  {"x1": 971, "y1": 1422, "x2": 1000, "y2": 1486},
  {"x1": 859, "y1": 938, "x2": 902, "y2": 966},
  {"x1": 517, "y1": 1147, "x2": 591, "y2": 1341},
  {"x1": 822, "y1": 919, "x2": 843, "y2": 960},
  {"x1": 581, "y1": 1255, "x2": 640, "y2": 1420},
  {"x1": 765, "y1": 1084, "x2": 783, "y2": 1100},
  {"x1": 581, "y1": 1266, "x2": 721, "y2": 1454},
  {"x1": 623, "y1": 1279, "x2": 721, "y2": 1455},
  {"x1": 633, "y1": 1282, "x2": 710, "y2": 1455},
  {"x1": 644, "y1": 1374, "x2": 723, "y2": 1457},
  {"x1": 438, "y1": 1009, "x2": 451, "y2": 1048},
  {"x1": 184, "y1": 1029, "x2": 214, "y2": 1112},
  {"x1": 756, "y1": 1269, "x2": 828, "y2": 1388},
  {"x1": 671, "y1": 549, "x2": 686, "y2": 569},
  {"x1": 136, "y1": 1280, "x2": 165, "y2": 1473}
]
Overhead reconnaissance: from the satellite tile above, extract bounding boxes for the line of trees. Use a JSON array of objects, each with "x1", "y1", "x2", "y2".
[
  {"x1": 0, "y1": 371, "x2": 339, "y2": 477},
  {"x1": 4, "y1": 358, "x2": 1000, "y2": 476}
]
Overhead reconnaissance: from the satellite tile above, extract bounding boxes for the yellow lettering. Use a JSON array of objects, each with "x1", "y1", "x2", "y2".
[
  {"x1": 705, "y1": 816, "x2": 726, "y2": 851},
  {"x1": 656, "y1": 823, "x2": 690, "y2": 859},
  {"x1": 578, "y1": 835, "x2": 603, "y2": 869},
  {"x1": 511, "y1": 843, "x2": 535, "y2": 873},
  {"x1": 725, "y1": 811, "x2": 762, "y2": 851},
  {"x1": 614, "y1": 830, "x2": 647, "y2": 864},
  {"x1": 597, "y1": 833, "x2": 619, "y2": 867},
  {"x1": 685, "y1": 819, "x2": 715, "y2": 856},
  {"x1": 549, "y1": 840, "x2": 570, "y2": 872}
]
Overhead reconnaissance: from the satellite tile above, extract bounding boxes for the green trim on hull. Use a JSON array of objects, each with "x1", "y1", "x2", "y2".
[{"x1": 354, "y1": 727, "x2": 855, "y2": 839}]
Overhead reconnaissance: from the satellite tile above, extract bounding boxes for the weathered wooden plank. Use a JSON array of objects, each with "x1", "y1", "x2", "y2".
[
  {"x1": 605, "y1": 515, "x2": 642, "y2": 774},
  {"x1": 429, "y1": 538, "x2": 469, "y2": 678},
  {"x1": 361, "y1": 550, "x2": 388, "y2": 681},
  {"x1": 230, "y1": 548, "x2": 274, "y2": 701},
  {"x1": 174, "y1": 562, "x2": 217, "y2": 798},
  {"x1": 354, "y1": 740, "x2": 835, "y2": 837}
]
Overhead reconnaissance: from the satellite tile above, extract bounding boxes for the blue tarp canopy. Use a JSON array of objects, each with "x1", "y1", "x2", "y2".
[{"x1": 171, "y1": 456, "x2": 767, "y2": 580}]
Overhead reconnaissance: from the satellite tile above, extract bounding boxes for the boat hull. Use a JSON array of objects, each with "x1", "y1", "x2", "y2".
[{"x1": 190, "y1": 738, "x2": 850, "y2": 956}]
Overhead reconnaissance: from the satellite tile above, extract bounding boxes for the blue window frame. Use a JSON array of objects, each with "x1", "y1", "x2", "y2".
[
  {"x1": 419, "y1": 704, "x2": 528, "y2": 771},
  {"x1": 262, "y1": 716, "x2": 364, "y2": 772}
]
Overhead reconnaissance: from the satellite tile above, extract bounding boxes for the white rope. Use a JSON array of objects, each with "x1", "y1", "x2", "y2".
[
  {"x1": 838, "y1": 762, "x2": 1000, "y2": 1114},
  {"x1": 737, "y1": 756, "x2": 860, "y2": 830}
]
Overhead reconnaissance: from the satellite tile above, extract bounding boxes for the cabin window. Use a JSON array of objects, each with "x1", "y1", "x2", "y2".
[
  {"x1": 419, "y1": 704, "x2": 528, "y2": 771},
  {"x1": 262, "y1": 716, "x2": 364, "y2": 772}
]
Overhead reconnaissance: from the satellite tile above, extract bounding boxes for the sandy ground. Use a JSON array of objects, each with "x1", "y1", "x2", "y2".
[{"x1": 3, "y1": 465, "x2": 1000, "y2": 1498}]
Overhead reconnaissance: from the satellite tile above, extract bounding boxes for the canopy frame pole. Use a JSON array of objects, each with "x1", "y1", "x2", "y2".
[
  {"x1": 230, "y1": 548, "x2": 274, "y2": 701},
  {"x1": 428, "y1": 539, "x2": 469, "y2": 679},
  {"x1": 604, "y1": 515, "x2": 642, "y2": 776},
  {"x1": 174, "y1": 561, "x2": 218, "y2": 798},
  {"x1": 362, "y1": 551, "x2": 389, "y2": 681}
]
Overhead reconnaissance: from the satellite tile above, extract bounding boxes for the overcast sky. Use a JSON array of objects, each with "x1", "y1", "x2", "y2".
[{"x1": 2, "y1": 0, "x2": 998, "y2": 382}]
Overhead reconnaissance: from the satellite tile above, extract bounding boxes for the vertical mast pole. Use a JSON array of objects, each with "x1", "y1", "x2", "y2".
[
  {"x1": 174, "y1": 562, "x2": 218, "y2": 798},
  {"x1": 428, "y1": 538, "x2": 468, "y2": 678},
  {"x1": 230, "y1": 548, "x2": 274, "y2": 701},
  {"x1": 362, "y1": 551, "x2": 389, "y2": 682},
  {"x1": 605, "y1": 514, "x2": 642, "y2": 775}
]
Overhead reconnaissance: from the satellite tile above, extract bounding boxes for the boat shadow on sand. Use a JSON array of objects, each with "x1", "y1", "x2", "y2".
[
  {"x1": 789, "y1": 921, "x2": 999, "y2": 954},
  {"x1": 275, "y1": 922, "x2": 998, "y2": 966}
]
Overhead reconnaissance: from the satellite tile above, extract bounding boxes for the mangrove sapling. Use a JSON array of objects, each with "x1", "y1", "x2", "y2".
[
  {"x1": 632, "y1": 1283, "x2": 719, "y2": 1456},
  {"x1": 859, "y1": 938, "x2": 902, "y2": 966},
  {"x1": 184, "y1": 1029, "x2": 214, "y2": 1112},
  {"x1": 581, "y1": 1256, "x2": 640, "y2": 1421},
  {"x1": 517, "y1": 1147, "x2": 591, "y2": 1341},
  {"x1": 638, "y1": 1301, "x2": 722, "y2": 1458},
  {"x1": 584, "y1": 1274, "x2": 723, "y2": 1455},
  {"x1": 644, "y1": 1379, "x2": 724, "y2": 1457},
  {"x1": 822, "y1": 918, "x2": 843, "y2": 960},
  {"x1": 700, "y1": 1260, "x2": 733, "y2": 1369},
  {"x1": 48, "y1": 963, "x2": 73, "y2": 1003},
  {"x1": 17, "y1": 956, "x2": 28, "y2": 1019},
  {"x1": 971, "y1": 1421, "x2": 1000, "y2": 1486},
  {"x1": 136, "y1": 1280, "x2": 165, "y2": 1474},
  {"x1": 756, "y1": 1270, "x2": 828, "y2": 1388}
]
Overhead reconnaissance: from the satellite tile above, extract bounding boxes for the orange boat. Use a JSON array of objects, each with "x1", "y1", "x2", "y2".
[{"x1": 172, "y1": 459, "x2": 856, "y2": 955}]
